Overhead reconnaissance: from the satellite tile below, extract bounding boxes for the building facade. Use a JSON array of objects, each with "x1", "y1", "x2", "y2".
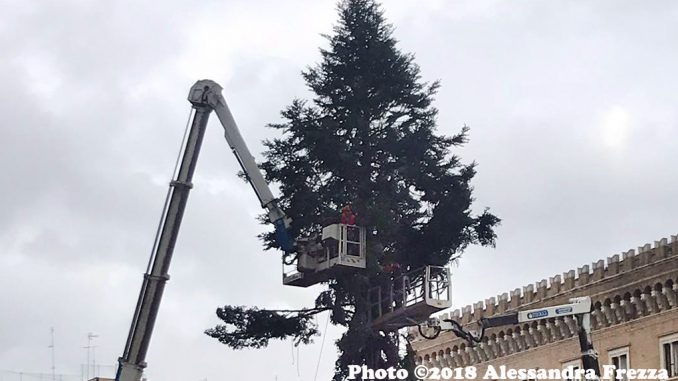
[{"x1": 411, "y1": 234, "x2": 678, "y2": 380}]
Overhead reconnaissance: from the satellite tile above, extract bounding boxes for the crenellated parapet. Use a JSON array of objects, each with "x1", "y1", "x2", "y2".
[
  {"x1": 415, "y1": 273, "x2": 678, "y2": 368},
  {"x1": 411, "y1": 234, "x2": 678, "y2": 359}
]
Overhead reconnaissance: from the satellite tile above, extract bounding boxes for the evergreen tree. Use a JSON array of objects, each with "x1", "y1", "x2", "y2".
[{"x1": 205, "y1": 0, "x2": 499, "y2": 378}]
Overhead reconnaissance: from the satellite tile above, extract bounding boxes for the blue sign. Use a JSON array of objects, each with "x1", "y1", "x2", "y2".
[
  {"x1": 555, "y1": 307, "x2": 573, "y2": 315},
  {"x1": 527, "y1": 310, "x2": 548, "y2": 319}
]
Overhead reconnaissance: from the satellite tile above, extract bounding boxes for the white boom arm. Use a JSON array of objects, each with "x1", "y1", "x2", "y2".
[
  {"x1": 116, "y1": 80, "x2": 293, "y2": 381},
  {"x1": 425, "y1": 297, "x2": 600, "y2": 377},
  {"x1": 431, "y1": 296, "x2": 592, "y2": 333},
  {"x1": 516, "y1": 296, "x2": 591, "y2": 322},
  {"x1": 189, "y1": 80, "x2": 292, "y2": 241}
]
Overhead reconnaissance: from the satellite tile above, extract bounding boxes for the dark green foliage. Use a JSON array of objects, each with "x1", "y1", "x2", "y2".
[
  {"x1": 207, "y1": 0, "x2": 499, "y2": 379},
  {"x1": 204, "y1": 306, "x2": 320, "y2": 349}
]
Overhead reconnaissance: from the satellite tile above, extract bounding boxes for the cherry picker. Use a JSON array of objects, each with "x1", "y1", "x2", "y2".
[
  {"x1": 114, "y1": 80, "x2": 298, "y2": 381},
  {"x1": 115, "y1": 80, "x2": 372, "y2": 381}
]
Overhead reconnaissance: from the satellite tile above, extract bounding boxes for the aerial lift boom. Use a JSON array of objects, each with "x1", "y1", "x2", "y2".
[
  {"x1": 420, "y1": 296, "x2": 600, "y2": 378},
  {"x1": 115, "y1": 80, "x2": 293, "y2": 381},
  {"x1": 197, "y1": 81, "x2": 293, "y2": 251}
]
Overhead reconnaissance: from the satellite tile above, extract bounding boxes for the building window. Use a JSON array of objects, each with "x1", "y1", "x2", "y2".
[
  {"x1": 608, "y1": 347, "x2": 630, "y2": 381},
  {"x1": 562, "y1": 360, "x2": 582, "y2": 381},
  {"x1": 660, "y1": 333, "x2": 678, "y2": 378}
]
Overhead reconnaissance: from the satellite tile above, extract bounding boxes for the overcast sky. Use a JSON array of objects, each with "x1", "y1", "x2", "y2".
[{"x1": 1, "y1": 0, "x2": 677, "y2": 380}]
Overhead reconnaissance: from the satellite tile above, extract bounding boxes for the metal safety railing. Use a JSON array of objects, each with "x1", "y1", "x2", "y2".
[{"x1": 367, "y1": 265, "x2": 451, "y2": 325}]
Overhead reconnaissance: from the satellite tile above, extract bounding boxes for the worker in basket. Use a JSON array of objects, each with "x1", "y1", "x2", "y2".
[
  {"x1": 380, "y1": 260, "x2": 407, "y2": 310},
  {"x1": 340, "y1": 204, "x2": 357, "y2": 225}
]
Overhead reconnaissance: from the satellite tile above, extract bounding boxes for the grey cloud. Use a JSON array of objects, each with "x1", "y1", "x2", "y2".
[{"x1": 1, "y1": 1, "x2": 677, "y2": 381}]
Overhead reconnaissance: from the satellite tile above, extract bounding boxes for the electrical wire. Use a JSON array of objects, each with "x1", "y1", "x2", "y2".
[
  {"x1": 291, "y1": 340, "x2": 295, "y2": 365},
  {"x1": 145, "y1": 107, "x2": 195, "y2": 273},
  {"x1": 313, "y1": 312, "x2": 331, "y2": 381}
]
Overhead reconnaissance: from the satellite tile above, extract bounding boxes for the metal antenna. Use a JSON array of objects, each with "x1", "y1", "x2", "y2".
[
  {"x1": 48, "y1": 327, "x2": 56, "y2": 381},
  {"x1": 83, "y1": 348, "x2": 88, "y2": 380},
  {"x1": 83, "y1": 332, "x2": 98, "y2": 380}
]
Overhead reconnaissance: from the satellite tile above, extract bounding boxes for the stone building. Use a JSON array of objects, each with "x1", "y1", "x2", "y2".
[{"x1": 411, "y1": 234, "x2": 678, "y2": 379}]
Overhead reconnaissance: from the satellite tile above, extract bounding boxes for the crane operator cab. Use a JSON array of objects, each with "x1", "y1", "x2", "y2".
[{"x1": 283, "y1": 223, "x2": 367, "y2": 287}]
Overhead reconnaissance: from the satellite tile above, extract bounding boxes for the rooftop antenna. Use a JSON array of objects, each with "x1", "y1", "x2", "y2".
[
  {"x1": 48, "y1": 327, "x2": 56, "y2": 381},
  {"x1": 83, "y1": 332, "x2": 98, "y2": 380}
]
